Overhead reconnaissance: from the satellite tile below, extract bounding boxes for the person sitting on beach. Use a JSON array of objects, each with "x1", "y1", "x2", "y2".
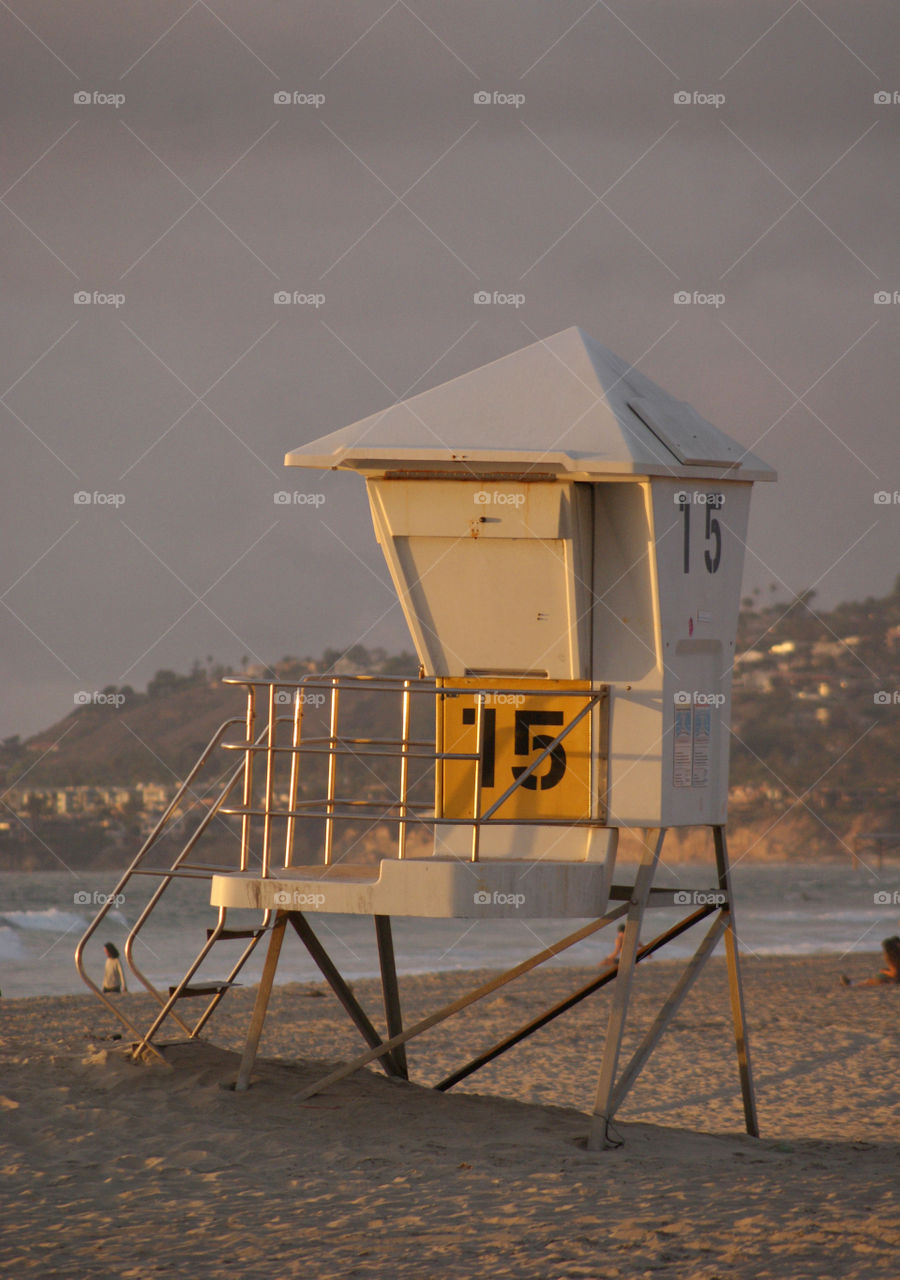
[
  {"x1": 102, "y1": 942, "x2": 127, "y2": 994},
  {"x1": 840, "y1": 936, "x2": 900, "y2": 988}
]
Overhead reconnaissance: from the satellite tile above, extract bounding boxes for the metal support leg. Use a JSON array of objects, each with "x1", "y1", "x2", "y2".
[
  {"x1": 609, "y1": 910, "x2": 727, "y2": 1114},
  {"x1": 713, "y1": 825, "x2": 759, "y2": 1137},
  {"x1": 288, "y1": 913, "x2": 404, "y2": 1078},
  {"x1": 234, "y1": 911, "x2": 287, "y2": 1092},
  {"x1": 588, "y1": 828, "x2": 666, "y2": 1150},
  {"x1": 374, "y1": 915, "x2": 408, "y2": 1079}
]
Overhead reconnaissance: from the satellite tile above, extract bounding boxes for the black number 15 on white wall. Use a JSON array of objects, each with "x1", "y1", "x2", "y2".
[{"x1": 679, "y1": 497, "x2": 723, "y2": 574}]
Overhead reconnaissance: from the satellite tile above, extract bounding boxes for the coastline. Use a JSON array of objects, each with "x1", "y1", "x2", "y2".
[{"x1": 5, "y1": 859, "x2": 898, "y2": 1001}]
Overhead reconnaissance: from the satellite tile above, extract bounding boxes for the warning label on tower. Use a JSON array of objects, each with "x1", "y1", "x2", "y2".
[
  {"x1": 673, "y1": 706, "x2": 693, "y2": 788},
  {"x1": 691, "y1": 706, "x2": 711, "y2": 788},
  {"x1": 673, "y1": 702, "x2": 713, "y2": 789}
]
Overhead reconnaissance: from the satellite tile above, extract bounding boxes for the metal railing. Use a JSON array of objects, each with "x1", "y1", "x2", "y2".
[
  {"x1": 217, "y1": 673, "x2": 608, "y2": 870},
  {"x1": 74, "y1": 715, "x2": 250, "y2": 1052},
  {"x1": 74, "y1": 673, "x2": 609, "y2": 1047}
]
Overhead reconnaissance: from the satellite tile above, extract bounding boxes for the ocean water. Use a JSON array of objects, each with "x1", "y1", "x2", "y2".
[{"x1": 1, "y1": 862, "x2": 898, "y2": 1001}]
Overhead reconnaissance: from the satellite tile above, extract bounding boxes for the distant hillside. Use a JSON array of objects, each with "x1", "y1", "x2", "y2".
[
  {"x1": 729, "y1": 580, "x2": 900, "y2": 813},
  {"x1": 3, "y1": 578, "x2": 900, "y2": 868},
  {"x1": 1, "y1": 649, "x2": 416, "y2": 789}
]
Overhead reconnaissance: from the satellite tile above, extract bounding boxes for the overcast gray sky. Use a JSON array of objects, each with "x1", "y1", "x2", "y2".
[{"x1": 2, "y1": 1, "x2": 899, "y2": 739}]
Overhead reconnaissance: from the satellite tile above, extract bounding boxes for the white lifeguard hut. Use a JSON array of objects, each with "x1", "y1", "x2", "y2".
[{"x1": 77, "y1": 327, "x2": 774, "y2": 1148}]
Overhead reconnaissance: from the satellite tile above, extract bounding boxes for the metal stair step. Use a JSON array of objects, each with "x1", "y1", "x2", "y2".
[
  {"x1": 206, "y1": 928, "x2": 266, "y2": 940},
  {"x1": 169, "y1": 982, "x2": 239, "y2": 998}
]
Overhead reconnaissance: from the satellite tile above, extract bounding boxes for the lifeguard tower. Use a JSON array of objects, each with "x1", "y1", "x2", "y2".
[{"x1": 77, "y1": 326, "x2": 775, "y2": 1148}]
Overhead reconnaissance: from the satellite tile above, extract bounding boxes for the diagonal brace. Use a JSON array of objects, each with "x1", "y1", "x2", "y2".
[
  {"x1": 294, "y1": 903, "x2": 631, "y2": 1102},
  {"x1": 435, "y1": 903, "x2": 717, "y2": 1092},
  {"x1": 288, "y1": 912, "x2": 405, "y2": 1078},
  {"x1": 609, "y1": 910, "x2": 727, "y2": 1114}
]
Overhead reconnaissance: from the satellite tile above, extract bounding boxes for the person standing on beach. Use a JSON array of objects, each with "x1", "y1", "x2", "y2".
[
  {"x1": 102, "y1": 942, "x2": 127, "y2": 993},
  {"x1": 602, "y1": 924, "x2": 626, "y2": 965}
]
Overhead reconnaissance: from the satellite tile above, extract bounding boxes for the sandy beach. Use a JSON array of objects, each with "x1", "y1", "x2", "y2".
[{"x1": 2, "y1": 953, "x2": 899, "y2": 1278}]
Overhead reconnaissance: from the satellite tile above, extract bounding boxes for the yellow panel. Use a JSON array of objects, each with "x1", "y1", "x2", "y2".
[{"x1": 438, "y1": 678, "x2": 594, "y2": 822}]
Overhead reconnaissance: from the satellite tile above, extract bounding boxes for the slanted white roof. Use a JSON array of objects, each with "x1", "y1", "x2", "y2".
[{"x1": 285, "y1": 326, "x2": 776, "y2": 482}]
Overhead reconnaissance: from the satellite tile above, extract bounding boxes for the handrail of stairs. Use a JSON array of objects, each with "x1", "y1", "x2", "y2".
[{"x1": 74, "y1": 716, "x2": 245, "y2": 1047}]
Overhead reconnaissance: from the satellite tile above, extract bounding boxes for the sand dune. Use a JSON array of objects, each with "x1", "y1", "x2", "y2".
[{"x1": 1, "y1": 955, "x2": 898, "y2": 1278}]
